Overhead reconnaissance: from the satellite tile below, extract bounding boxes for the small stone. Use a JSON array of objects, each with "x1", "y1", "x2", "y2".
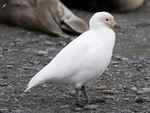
[
  {"x1": 84, "y1": 104, "x2": 98, "y2": 110},
  {"x1": 144, "y1": 77, "x2": 150, "y2": 80},
  {"x1": 74, "y1": 108, "x2": 82, "y2": 111},
  {"x1": 59, "y1": 105, "x2": 69, "y2": 109},
  {"x1": 22, "y1": 66, "x2": 30, "y2": 70},
  {"x1": 114, "y1": 55, "x2": 122, "y2": 60},
  {"x1": 121, "y1": 110, "x2": 131, "y2": 113},
  {"x1": 121, "y1": 57, "x2": 129, "y2": 61},
  {"x1": 111, "y1": 61, "x2": 119, "y2": 65},
  {"x1": 141, "y1": 88, "x2": 150, "y2": 93},
  {"x1": 59, "y1": 41, "x2": 67, "y2": 46},
  {"x1": 137, "y1": 64, "x2": 143, "y2": 68},
  {"x1": 135, "y1": 97, "x2": 144, "y2": 103},
  {"x1": 137, "y1": 88, "x2": 150, "y2": 94},
  {"x1": 96, "y1": 86, "x2": 107, "y2": 90},
  {"x1": 69, "y1": 90, "x2": 76, "y2": 96},
  {"x1": 42, "y1": 84, "x2": 49, "y2": 88},
  {"x1": 0, "y1": 47, "x2": 3, "y2": 54},
  {"x1": 104, "y1": 95, "x2": 115, "y2": 99},
  {"x1": 0, "y1": 54, "x2": 3, "y2": 57},
  {"x1": 45, "y1": 41, "x2": 55, "y2": 45},
  {"x1": 5, "y1": 65, "x2": 13, "y2": 68},
  {"x1": 118, "y1": 32, "x2": 123, "y2": 35},
  {"x1": 15, "y1": 39, "x2": 24, "y2": 42},
  {"x1": 102, "y1": 90, "x2": 115, "y2": 94},
  {"x1": 131, "y1": 87, "x2": 137, "y2": 91},
  {"x1": 123, "y1": 98, "x2": 130, "y2": 101},
  {"x1": 37, "y1": 51, "x2": 47, "y2": 55},
  {"x1": 137, "y1": 90, "x2": 143, "y2": 94},
  {"x1": 16, "y1": 42, "x2": 25, "y2": 45},
  {"x1": 19, "y1": 93, "x2": 26, "y2": 97}
]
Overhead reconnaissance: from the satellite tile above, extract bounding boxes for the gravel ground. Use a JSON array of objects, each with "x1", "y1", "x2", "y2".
[{"x1": 0, "y1": 1, "x2": 150, "y2": 113}]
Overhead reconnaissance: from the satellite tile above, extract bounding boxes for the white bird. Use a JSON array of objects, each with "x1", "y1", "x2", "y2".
[{"x1": 25, "y1": 12, "x2": 120, "y2": 106}]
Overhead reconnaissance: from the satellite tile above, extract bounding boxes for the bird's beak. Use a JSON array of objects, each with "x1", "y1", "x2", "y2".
[{"x1": 110, "y1": 21, "x2": 121, "y2": 29}]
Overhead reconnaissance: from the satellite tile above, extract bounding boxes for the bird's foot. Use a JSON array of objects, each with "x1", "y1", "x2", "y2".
[
  {"x1": 87, "y1": 98, "x2": 96, "y2": 104},
  {"x1": 75, "y1": 101, "x2": 87, "y2": 107}
]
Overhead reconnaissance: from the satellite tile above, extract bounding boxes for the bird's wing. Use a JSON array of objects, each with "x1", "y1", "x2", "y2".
[{"x1": 25, "y1": 32, "x2": 100, "y2": 91}]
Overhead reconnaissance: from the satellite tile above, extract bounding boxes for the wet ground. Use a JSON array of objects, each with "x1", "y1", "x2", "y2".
[{"x1": 0, "y1": 0, "x2": 150, "y2": 113}]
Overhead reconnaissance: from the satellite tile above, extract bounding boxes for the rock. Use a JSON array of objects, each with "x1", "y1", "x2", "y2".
[
  {"x1": 137, "y1": 64, "x2": 143, "y2": 68},
  {"x1": 96, "y1": 86, "x2": 107, "y2": 90},
  {"x1": 135, "y1": 97, "x2": 144, "y2": 103},
  {"x1": 22, "y1": 66, "x2": 30, "y2": 70},
  {"x1": 16, "y1": 42, "x2": 25, "y2": 45},
  {"x1": 131, "y1": 87, "x2": 137, "y2": 91},
  {"x1": 137, "y1": 88, "x2": 150, "y2": 94},
  {"x1": 102, "y1": 90, "x2": 115, "y2": 94},
  {"x1": 58, "y1": 41, "x2": 67, "y2": 46},
  {"x1": 0, "y1": 47, "x2": 3, "y2": 54},
  {"x1": 0, "y1": 54, "x2": 3, "y2": 58},
  {"x1": 144, "y1": 77, "x2": 150, "y2": 80},
  {"x1": 69, "y1": 90, "x2": 76, "y2": 96},
  {"x1": 121, "y1": 57, "x2": 129, "y2": 61},
  {"x1": 121, "y1": 110, "x2": 131, "y2": 113},
  {"x1": 111, "y1": 61, "x2": 119, "y2": 65},
  {"x1": 123, "y1": 98, "x2": 130, "y2": 101},
  {"x1": 59, "y1": 105, "x2": 69, "y2": 109},
  {"x1": 104, "y1": 95, "x2": 115, "y2": 99},
  {"x1": 15, "y1": 39, "x2": 24, "y2": 42},
  {"x1": 37, "y1": 51, "x2": 47, "y2": 55},
  {"x1": 74, "y1": 108, "x2": 82, "y2": 111},
  {"x1": 84, "y1": 104, "x2": 98, "y2": 110},
  {"x1": 5, "y1": 65, "x2": 13, "y2": 68},
  {"x1": 42, "y1": 84, "x2": 49, "y2": 88},
  {"x1": 114, "y1": 55, "x2": 122, "y2": 60},
  {"x1": 45, "y1": 41, "x2": 55, "y2": 45}
]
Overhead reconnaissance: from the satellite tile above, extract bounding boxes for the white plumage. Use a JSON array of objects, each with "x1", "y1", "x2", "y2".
[{"x1": 25, "y1": 12, "x2": 120, "y2": 106}]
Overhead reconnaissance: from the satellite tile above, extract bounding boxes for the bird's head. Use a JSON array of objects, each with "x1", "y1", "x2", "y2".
[{"x1": 89, "y1": 12, "x2": 120, "y2": 30}]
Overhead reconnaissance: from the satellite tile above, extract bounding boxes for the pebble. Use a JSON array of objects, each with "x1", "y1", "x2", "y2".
[
  {"x1": 137, "y1": 64, "x2": 143, "y2": 68},
  {"x1": 121, "y1": 57, "x2": 129, "y2": 61},
  {"x1": 0, "y1": 54, "x2": 3, "y2": 58},
  {"x1": 111, "y1": 61, "x2": 119, "y2": 65},
  {"x1": 0, "y1": 47, "x2": 3, "y2": 53},
  {"x1": 96, "y1": 86, "x2": 107, "y2": 90},
  {"x1": 104, "y1": 95, "x2": 115, "y2": 99},
  {"x1": 131, "y1": 87, "x2": 137, "y2": 91},
  {"x1": 102, "y1": 90, "x2": 115, "y2": 94},
  {"x1": 15, "y1": 39, "x2": 24, "y2": 42},
  {"x1": 121, "y1": 110, "x2": 131, "y2": 113},
  {"x1": 22, "y1": 66, "x2": 30, "y2": 70},
  {"x1": 16, "y1": 42, "x2": 25, "y2": 45},
  {"x1": 5, "y1": 65, "x2": 13, "y2": 68},
  {"x1": 69, "y1": 90, "x2": 76, "y2": 96},
  {"x1": 114, "y1": 55, "x2": 122, "y2": 60},
  {"x1": 123, "y1": 98, "x2": 130, "y2": 101},
  {"x1": 45, "y1": 41, "x2": 55, "y2": 45},
  {"x1": 137, "y1": 88, "x2": 150, "y2": 94},
  {"x1": 59, "y1": 105, "x2": 69, "y2": 109},
  {"x1": 144, "y1": 77, "x2": 150, "y2": 80},
  {"x1": 84, "y1": 104, "x2": 98, "y2": 110},
  {"x1": 37, "y1": 51, "x2": 47, "y2": 55},
  {"x1": 42, "y1": 84, "x2": 49, "y2": 88},
  {"x1": 74, "y1": 108, "x2": 82, "y2": 111}
]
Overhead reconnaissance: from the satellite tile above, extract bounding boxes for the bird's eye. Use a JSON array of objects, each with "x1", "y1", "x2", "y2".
[{"x1": 106, "y1": 19, "x2": 109, "y2": 21}]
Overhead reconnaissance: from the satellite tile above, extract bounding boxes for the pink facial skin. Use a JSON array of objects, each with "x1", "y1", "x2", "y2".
[{"x1": 103, "y1": 17, "x2": 113, "y2": 26}]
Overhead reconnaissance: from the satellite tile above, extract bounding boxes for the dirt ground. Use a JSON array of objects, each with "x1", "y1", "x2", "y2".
[{"x1": 0, "y1": 1, "x2": 150, "y2": 113}]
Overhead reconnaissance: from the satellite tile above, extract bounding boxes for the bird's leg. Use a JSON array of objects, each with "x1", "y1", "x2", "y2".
[
  {"x1": 81, "y1": 86, "x2": 92, "y2": 103},
  {"x1": 75, "y1": 87, "x2": 82, "y2": 106}
]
